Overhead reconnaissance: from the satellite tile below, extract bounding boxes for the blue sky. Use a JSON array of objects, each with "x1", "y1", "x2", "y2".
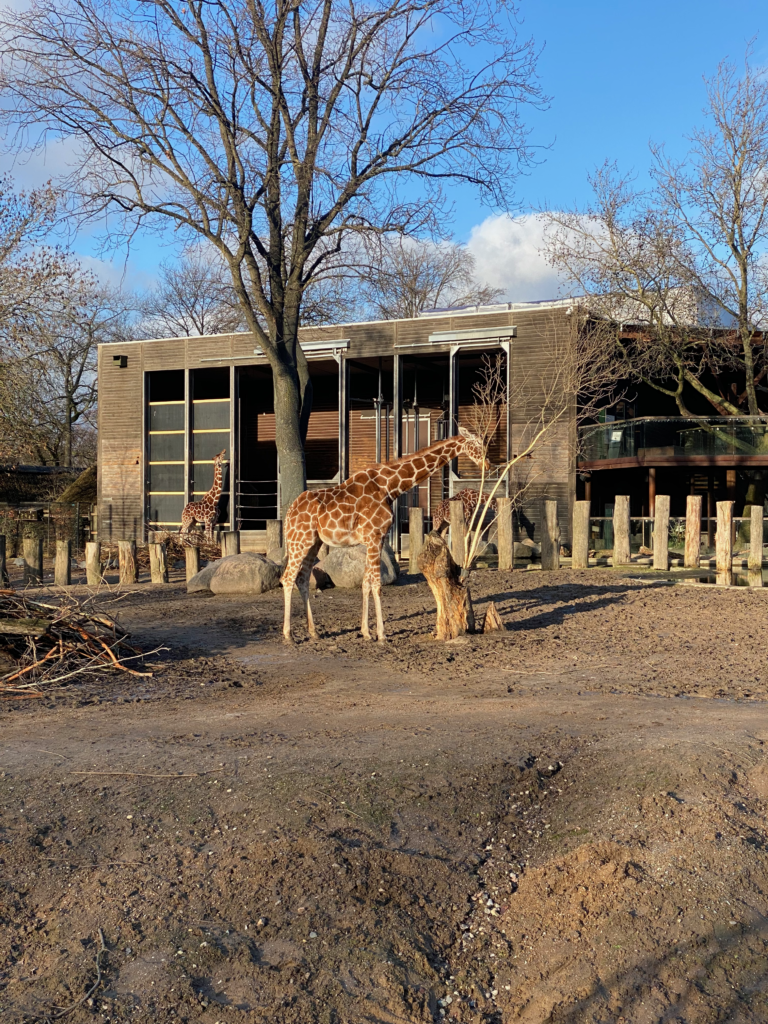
[{"x1": 6, "y1": 0, "x2": 768, "y2": 301}]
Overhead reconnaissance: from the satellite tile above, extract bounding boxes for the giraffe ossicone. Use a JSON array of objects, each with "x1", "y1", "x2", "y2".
[
  {"x1": 179, "y1": 449, "x2": 227, "y2": 543},
  {"x1": 282, "y1": 428, "x2": 489, "y2": 643}
]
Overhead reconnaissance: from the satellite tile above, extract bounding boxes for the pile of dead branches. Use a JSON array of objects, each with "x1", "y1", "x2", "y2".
[{"x1": 0, "y1": 591, "x2": 156, "y2": 698}]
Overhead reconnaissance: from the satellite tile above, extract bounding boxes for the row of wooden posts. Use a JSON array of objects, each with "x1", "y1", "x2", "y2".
[
  {"x1": 1, "y1": 496, "x2": 755, "y2": 588},
  {"x1": 0, "y1": 521, "x2": 286, "y2": 588},
  {"x1": 406, "y1": 497, "x2": 562, "y2": 573},
  {"x1": 407, "y1": 493, "x2": 759, "y2": 585}
]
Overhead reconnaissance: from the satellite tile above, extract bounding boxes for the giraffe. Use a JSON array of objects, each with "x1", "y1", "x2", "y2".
[
  {"x1": 282, "y1": 428, "x2": 489, "y2": 643},
  {"x1": 179, "y1": 449, "x2": 227, "y2": 542},
  {"x1": 432, "y1": 488, "x2": 498, "y2": 534}
]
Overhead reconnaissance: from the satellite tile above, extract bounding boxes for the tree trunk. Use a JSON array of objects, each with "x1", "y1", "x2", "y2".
[
  {"x1": 417, "y1": 531, "x2": 474, "y2": 640},
  {"x1": 273, "y1": 361, "x2": 308, "y2": 516}
]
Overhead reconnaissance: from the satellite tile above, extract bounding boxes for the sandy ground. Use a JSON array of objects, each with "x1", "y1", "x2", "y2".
[{"x1": 3, "y1": 567, "x2": 768, "y2": 1023}]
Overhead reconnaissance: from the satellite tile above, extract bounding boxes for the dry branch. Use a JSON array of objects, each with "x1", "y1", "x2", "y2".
[{"x1": 0, "y1": 592, "x2": 155, "y2": 695}]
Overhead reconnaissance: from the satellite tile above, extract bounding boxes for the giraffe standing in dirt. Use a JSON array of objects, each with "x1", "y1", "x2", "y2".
[
  {"x1": 179, "y1": 449, "x2": 227, "y2": 542},
  {"x1": 282, "y1": 428, "x2": 489, "y2": 642}
]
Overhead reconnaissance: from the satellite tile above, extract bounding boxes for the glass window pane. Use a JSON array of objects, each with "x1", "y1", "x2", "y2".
[
  {"x1": 149, "y1": 404, "x2": 184, "y2": 431},
  {"x1": 193, "y1": 462, "x2": 229, "y2": 494},
  {"x1": 149, "y1": 464, "x2": 185, "y2": 492},
  {"x1": 147, "y1": 495, "x2": 185, "y2": 524},
  {"x1": 192, "y1": 432, "x2": 229, "y2": 462},
  {"x1": 149, "y1": 433, "x2": 185, "y2": 462},
  {"x1": 192, "y1": 401, "x2": 230, "y2": 430}
]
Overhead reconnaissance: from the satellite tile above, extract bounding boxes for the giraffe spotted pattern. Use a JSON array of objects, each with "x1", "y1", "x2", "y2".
[
  {"x1": 179, "y1": 449, "x2": 226, "y2": 543},
  {"x1": 282, "y1": 428, "x2": 488, "y2": 642},
  {"x1": 432, "y1": 488, "x2": 498, "y2": 532}
]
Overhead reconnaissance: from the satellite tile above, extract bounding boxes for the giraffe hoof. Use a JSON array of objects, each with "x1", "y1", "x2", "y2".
[{"x1": 282, "y1": 633, "x2": 295, "y2": 645}]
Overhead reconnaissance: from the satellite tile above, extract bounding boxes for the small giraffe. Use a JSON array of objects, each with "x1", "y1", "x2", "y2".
[
  {"x1": 180, "y1": 449, "x2": 227, "y2": 542},
  {"x1": 282, "y1": 428, "x2": 489, "y2": 643},
  {"x1": 432, "y1": 488, "x2": 498, "y2": 533}
]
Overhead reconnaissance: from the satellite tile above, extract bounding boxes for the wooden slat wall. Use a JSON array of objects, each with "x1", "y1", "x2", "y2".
[{"x1": 98, "y1": 345, "x2": 144, "y2": 541}]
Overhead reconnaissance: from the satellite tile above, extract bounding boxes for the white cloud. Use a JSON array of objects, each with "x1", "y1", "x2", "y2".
[{"x1": 466, "y1": 213, "x2": 566, "y2": 303}]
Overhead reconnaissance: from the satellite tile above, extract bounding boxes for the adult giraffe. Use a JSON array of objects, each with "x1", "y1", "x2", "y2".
[{"x1": 282, "y1": 428, "x2": 489, "y2": 642}]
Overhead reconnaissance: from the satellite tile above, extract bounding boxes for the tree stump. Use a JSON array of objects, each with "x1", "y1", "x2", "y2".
[
  {"x1": 118, "y1": 540, "x2": 138, "y2": 584},
  {"x1": 417, "y1": 531, "x2": 474, "y2": 639},
  {"x1": 55, "y1": 539, "x2": 72, "y2": 587},
  {"x1": 149, "y1": 542, "x2": 169, "y2": 584},
  {"x1": 684, "y1": 494, "x2": 702, "y2": 568},
  {"x1": 482, "y1": 601, "x2": 503, "y2": 633}
]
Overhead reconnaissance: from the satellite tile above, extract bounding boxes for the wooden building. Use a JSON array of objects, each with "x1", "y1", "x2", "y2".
[{"x1": 96, "y1": 300, "x2": 575, "y2": 550}]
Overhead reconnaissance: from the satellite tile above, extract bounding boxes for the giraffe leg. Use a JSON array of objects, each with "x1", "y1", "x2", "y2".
[
  {"x1": 282, "y1": 534, "x2": 318, "y2": 642},
  {"x1": 296, "y1": 539, "x2": 321, "y2": 639},
  {"x1": 360, "y1": 579, "x2": 371, "y2": 640},
  {"x1": 372, "y1": 585, "x2": 386, "y2": 642},
  {"x1": 363, "y1": 540, "x2": 386, "y2": 642}
]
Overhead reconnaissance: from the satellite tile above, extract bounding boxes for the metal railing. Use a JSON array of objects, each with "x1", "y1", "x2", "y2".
[{"x1": 579, "y1": 416, "x2": 768, "y2": 462}]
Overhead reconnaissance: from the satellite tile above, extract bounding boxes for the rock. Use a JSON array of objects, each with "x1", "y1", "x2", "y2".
[
  {"x1": 638, "y1": 545, "x2": 652, "y2": 555},
  {"x1": 475, "y1": 540, "x2": 498, "y2": 558},
  {"x1": 559, "y1": 544, "x2": 571, "y2": 557},
  {"x1": 187, "y1": 558, "x2": 225, "y2": 594},
  {"x1": 309, "y1": 565, "x2": 333, "y2": 590},
  {"x1": 320, "y1": 542, "x2": 400, "y2": 588},
  {"x1": 513, "y1": 542, "x2": 532, "y2": 560},
  {"x1": 519, "y1": 537, "x2": 541, "y2": 556},
  {"x1": 209, "y1": 552, "x2": 282, "y2": 595},
  {"x1": 13, "y1": 558, "x2": 24, "y2": 566}
]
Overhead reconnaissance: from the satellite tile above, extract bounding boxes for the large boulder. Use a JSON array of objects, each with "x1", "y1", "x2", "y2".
[
  {"x1": 319, "y1": 542, "x2": 400, "y2": 588},
  {"x1": 187, "y1": 553, "x2": 281, "y2": 595}
]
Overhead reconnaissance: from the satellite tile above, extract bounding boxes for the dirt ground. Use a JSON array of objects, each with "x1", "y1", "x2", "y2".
[{"x1": 3, "y1": 566, "x2": 768, "y2": 1023}]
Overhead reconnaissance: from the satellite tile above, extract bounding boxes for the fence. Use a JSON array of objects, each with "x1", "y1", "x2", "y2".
[{"x1": 0, "y1": 502, "x2": 93, "y2": 561}]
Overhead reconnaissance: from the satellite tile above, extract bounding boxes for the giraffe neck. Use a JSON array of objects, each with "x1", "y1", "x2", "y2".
[
  {"x1": 369, "y1": 437, "x2": 466, "y2": 500},
  {"x1": 208, "y1": 460, "x2": 223, "y2": 501}
]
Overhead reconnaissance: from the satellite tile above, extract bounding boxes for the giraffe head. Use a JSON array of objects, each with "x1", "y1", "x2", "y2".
[
  {"x1": 458, "y1": 426, "x2": 490, "y2": 470},
  {"x1": 214, "y1": 449, "x2": 226, "y2": 464}
]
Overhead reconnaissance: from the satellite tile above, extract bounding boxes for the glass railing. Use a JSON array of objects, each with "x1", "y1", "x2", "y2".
[
  {"x1": 578, "y1": 417, "x2": 768, "y2": 462},
  {"x1": 587, "y1": 516, "x2": 766, "y2": 558}
]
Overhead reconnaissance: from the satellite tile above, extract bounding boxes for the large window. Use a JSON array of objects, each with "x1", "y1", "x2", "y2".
[
  {"x1": 146, "y1": 370, "x2": 185, "y2": 527},
  {"x1": 192, "y1": 368, "x2": 230, "y2": 525},
  {"x1": 145, "y1": 367, "x2": 231, "y2": 529}
]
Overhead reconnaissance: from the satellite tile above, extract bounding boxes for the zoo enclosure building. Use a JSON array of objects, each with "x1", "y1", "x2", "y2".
[{"x1": 96, "y1": 300, "x2": 767, "y2": 554}]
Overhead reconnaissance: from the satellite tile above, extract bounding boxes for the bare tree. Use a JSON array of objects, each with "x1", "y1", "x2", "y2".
[
  {"x1": 139, "y1": 252, "x2": 246, "y2": 339},
  {"x1": 358, "y1": 236, "x2": 504, "y2": 320},
  {"x1": 543, "y1": 54, "x2": 768, "y2": 422},
  {"x1": 0, "y1": 174, "x2": 70, "y2": 333},
  {"x1": 0, "y1": 269, "x2": 131, "y2": 466},
  {"x1": 0, "y1": 0, "x2": 544, "y2": 510}
]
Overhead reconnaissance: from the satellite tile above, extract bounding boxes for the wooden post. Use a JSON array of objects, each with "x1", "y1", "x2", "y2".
[
  {"x1": 408, "y1": 506, "x2": 424, "y2": 574},
  {"x1": 54, "y1": 539, "x2": 71, "y2": 587},
  {"x1": 0, "y1": 534, "x2": 7, "y2": 584},
  {"x1": 541, "y1": 500, "x2": 560, "y2": 570},
  {"x1": 496, "y1": 497, "x2": 513, "y2": 571},
  {"x1": 266, "y1": 519, "x2": 283, "y2": 554},
  {"x1": 85, "y1": 541, "x2": 101, "y2": 585},
  {"x1": 613, "y1": 495, "x2": 631, "y2": 566},
  {"x1": 749, "y1": 504, "x2": 763, "y2": 587},
  {"x1": 222, "y1": 531, "x2": 240, "y2": 557},
  {"x1": 23, "y1": 536, "x2": 43, "y2": 585},
  {"x1": 118, "y1": 540, "x2": 138, "y2": 584},
  {"x1": 684, "y1": 494, "x2": 702, "y2": 568},
  {"x1": 149, "y1": 542, "x2": 169, "y2": 584},
  {"x1": 450, "y1": 498, "x2": 465, "y2": 567},
  {"x1": 417, "y1": 531, "x2": 474, "y2": 639},
  {"x1": 572, "y1": 500, "x2": 591, "y2": 569},
  {"x1": 185, "y1": 545, "x2": 200, "y2": 581},
  {"x1": 716, "y1": 500, "x2": 734, "y2": 586},
  {"x1": 653, "y1": 495, "x2": 670, "y2": 570}
]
